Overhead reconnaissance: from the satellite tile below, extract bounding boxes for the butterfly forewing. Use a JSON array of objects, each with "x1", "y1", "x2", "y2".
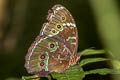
[{"x1": 41, "y1": 4, "x2": 78, "y2": 54}]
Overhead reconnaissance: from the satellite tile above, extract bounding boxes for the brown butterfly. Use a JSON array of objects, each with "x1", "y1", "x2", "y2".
[{"x1": 24, "y1": 4, "x2": 80, "y2": 77}]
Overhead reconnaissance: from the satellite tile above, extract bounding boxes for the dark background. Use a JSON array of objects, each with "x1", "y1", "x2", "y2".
[{"x1": 0, "y1": 0, "x2": 119, "y2": 80}]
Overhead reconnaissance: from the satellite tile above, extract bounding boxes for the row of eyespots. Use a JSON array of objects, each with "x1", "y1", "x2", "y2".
[
  {"x1": 51, "y1": 8, "x2": 66, "y2": 34},
  {"x1": 40, "y1": 55, "x2": 45, "y2": 66},
  {"x1": 39, "y1": 52, "x2": 49, "y2": 72},
  {"x1": 51, "y1": 23, "x2": 64, "y2": 35},
  {"x1": 39, "y1": 55, "x2": 46, "y2": 72},
  {"x1": 49, "y1": 8, "x2": 66, "y2": 36},
  {"x1": 39, "y1": 42, "x2": 58, "y2": 72},
  {"x1": 37, "y1": 41, "x2": 57, "y2": 70}
]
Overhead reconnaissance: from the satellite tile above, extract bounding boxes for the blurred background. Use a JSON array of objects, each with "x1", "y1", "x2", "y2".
[{"x1": 0, "y1": 0, "x2": 119, "y2": 80}]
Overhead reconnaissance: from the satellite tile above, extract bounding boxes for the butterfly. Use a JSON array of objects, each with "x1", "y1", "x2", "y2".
[{"x1": 24, "y1": 4, "x2": 80, "y2": 77}]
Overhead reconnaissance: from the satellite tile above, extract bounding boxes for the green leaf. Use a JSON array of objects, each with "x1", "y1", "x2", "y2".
[
  {"x1": 78, "y1": 49, "x2": 106, "y2": 56},
  {"x1": 84, "y1": 68, "x2": 120, "y2": 75},
  {"x1": 111, "y1": 60, "x2": 120, "y2": 69},
  {"x1": 22, "y1": 49, "x2": 120, "y2": 80},
  {"x1": 22, "y1": 75, "x2": 39, "y2": 80},
  {"x1": 80, "y1": 58, "x2": 109, "y2": 67},
  {"x1": 52, "y1": 65, "x2": 85, "y2": 80}
]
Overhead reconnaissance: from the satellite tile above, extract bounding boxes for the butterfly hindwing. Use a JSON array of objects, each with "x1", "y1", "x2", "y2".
[{"x1": 25, "y1": 36, "x2": 71, "y2": 76}]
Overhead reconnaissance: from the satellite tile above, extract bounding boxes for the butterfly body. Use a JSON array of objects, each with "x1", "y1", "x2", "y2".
[{"x1": 25, "y1": 4, "x2": 80, "y2": 77}]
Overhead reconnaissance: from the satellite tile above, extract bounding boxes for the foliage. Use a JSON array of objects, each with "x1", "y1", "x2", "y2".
[{"x1": 22, "y1": 49, "x2": 120, "y2": 80}]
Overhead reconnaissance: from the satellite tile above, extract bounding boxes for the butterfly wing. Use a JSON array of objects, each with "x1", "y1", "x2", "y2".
[
  {"x1": 25, "y1": 4, "x2": 80, "y2": 77},
  {"x1": 25, "y1": 36, "x2": 71, "y2": 76},
  {"x1": 40, "y1": 4, "x2": 78, "y2": 55}
]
